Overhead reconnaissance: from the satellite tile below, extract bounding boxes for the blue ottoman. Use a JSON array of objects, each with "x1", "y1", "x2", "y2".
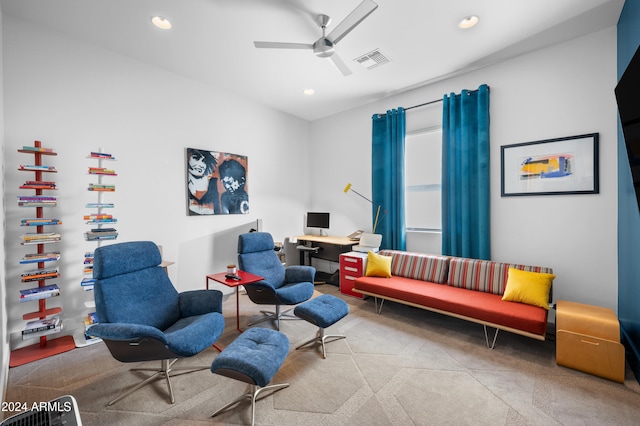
[
  {"x1": 210, "y1": 327, "x2": 289, "y2": 426},
  {"x1": 294, "y1": 294, "x2": 350, "y2": 358}
]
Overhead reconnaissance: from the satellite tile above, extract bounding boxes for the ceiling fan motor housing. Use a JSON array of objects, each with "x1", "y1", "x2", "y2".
[{"x1": 314, "y1": 38, "x2": 335, "y2": 57}]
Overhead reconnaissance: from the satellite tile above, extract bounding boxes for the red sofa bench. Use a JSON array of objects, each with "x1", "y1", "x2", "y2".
[{"x1": 353, "y1": 250, "x2": 554, "y2": 348}]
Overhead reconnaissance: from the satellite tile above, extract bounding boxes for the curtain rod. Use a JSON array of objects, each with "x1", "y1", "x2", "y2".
[
  {"x1": 404, "y1": 98, "x2": 442, "y2": 111},
  {"x1": 376, "y1": 86, "x2": 488, "y2": 116},
  {"x1": 403, "y1": 86, "x2": 487, "y2": 112}
]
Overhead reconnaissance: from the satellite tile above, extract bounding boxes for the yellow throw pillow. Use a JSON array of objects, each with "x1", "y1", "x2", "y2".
[
  {"x1": 502, "y1": 268, "x2": 556, "y2": 310},
  {"x1": 365, "y1": 251, "x2": 392, "y2": 278}
]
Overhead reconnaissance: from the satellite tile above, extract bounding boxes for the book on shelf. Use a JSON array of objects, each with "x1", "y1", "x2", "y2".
[
  {"x1": 19, "y1": 283, "x2": 60, "y2": 302},
  {"x1": 86, "y1": 219, "x2": 117, "y2": 224},
  {"x1": 20, "y1": 145, "x2": 54, "y2": 153},
  {"x1": 18, "y1": 202, "x2": 58, "y2": 207},
  {"x1": 21, "y1": 267, "x2": 59, "y2": 282},
  {"x1": 20, "y1": 218, "x2": 62, "y2": 226},
  {"x1": 84, "y1": 312, "x2": 100, "y2": 342},
  {"x1": 20, "y1": 251, "x2": 61, "y2": 263},
  {"x1": 88, "y1": 167, "x2": 117, "y2": 175},
  {"x1": 83, "y1": 252, "x2": 94, "y2": 274},
  {"x1": 17, "y1": 195, "x2": 58, "y2": 207},
  {"x1": 85, "y1": 202, "x2": 114, "y2": 208},
  {"x1": 85, "y1": 228, "x2": 118, "y2": 241},
  {"x1": 89, "y1": 152, "x2": 115, "y2": 160},
  {"x1": 21, "y1": 232, "x2": 62, "y2": 244},
  {"x1": 87, "y1": 184, "x2": 115, "y2": 191},
  {"x1": 22, "y1": 322, "x2": 63, "y2": 340},
  {"x1": 20, "y1": 180, "x2": 57, "y2": 190},
  {"x1": 83, "y1": 214, "x2": 116, "y2": 223},
  {"x1": 22, "y1": 315, "x2": 61, "y2": 335},
  {"x1": 85, "y1": 234, "x2": 118, "y2": 241},
  {"x1": 83, "y1": 214, "x2": 112, "y2": 219},
  {"x1": 19, "y1": 164, "x2": 57, "y2": 172},
  {"x1": 81, "y1": 277, "x2": 96, "y2": 287}
]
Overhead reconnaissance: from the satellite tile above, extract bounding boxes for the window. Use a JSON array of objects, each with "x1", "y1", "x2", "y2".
[
  {"x1": 404, "y1": 101, "x2": 443, "y2": 233},
  {"x1": 405, "y1": 127, "x2": 442, "y2": 231}
]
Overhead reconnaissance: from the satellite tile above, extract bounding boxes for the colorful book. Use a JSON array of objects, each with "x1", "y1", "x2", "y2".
[
  {"x1": 21, "y1": 218, "x2": 62, "y2": 226},
  {"x1": 19, "y1": 165, "x2": 57, "y2": 172},
  {"x1": 89, "y1": 152, "x2": 115, "y2": 160},
  {"x1": 87, "y1": 184, "x2": 115, "y2": 191},
  {"x1": 22, "y1": 323, "x2": 63, "y2": 340},
  {"x1": 81, "y1": 278, "x2": 96, "y2": 287},
  {"x1": 88, "y1": 167, "x2": 117, "y2": 175},
  {"x1": 21, "y1": 251, "x2": 61, "y2": 263},
  {"x1": 21, "y1": 145, "x2": 54, "y2": 153},
  {"x1": 19, "y1": 284, "x2": 60, "y2": 301},
  {"x1": 22, "y1": 315, "x2": 61, "y2": 335},
  {"x1": 21, "y1": 233, "x2": 62, "y2": 244},
  {"x1": 83, "y1": 214, "x2": 112, "y2": 220},
  {"x1": 21, "y1": 267, "x2": 59, "y2": 282}
]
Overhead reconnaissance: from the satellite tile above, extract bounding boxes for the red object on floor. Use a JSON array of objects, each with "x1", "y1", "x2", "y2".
[{"x1": 9, "y1": 335, "x2": 76, "y2": 367}]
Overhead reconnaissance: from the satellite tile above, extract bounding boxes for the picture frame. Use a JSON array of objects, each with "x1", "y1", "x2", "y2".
[
  {"x1": 501, "y1": 133, "x2": 599, "y2": 196},
  {"x1": 186, "y1": 148, "x2": 249, "y2": 215}
]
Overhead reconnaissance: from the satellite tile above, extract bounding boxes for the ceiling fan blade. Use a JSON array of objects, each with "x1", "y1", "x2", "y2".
[
  {"x1": 327, "y1": 0, "x2": 378, "y2": 45},
  {"x1": 254, "y1": 41, "x2": 313, "y2": 50},
  {"x1": 329, "y1": 53, "x2": 353, "y2": 76}
]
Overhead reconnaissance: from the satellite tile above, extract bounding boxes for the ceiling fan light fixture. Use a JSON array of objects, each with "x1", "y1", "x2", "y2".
[
  {"x1": 459, "y1": 15, "x2": 479, "y2": 29},
  {"x1": 151, "y1": 15, "x2": 172, "y2": 30}
]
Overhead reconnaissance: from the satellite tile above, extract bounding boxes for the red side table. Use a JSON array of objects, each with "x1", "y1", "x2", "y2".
[{"x1": 206, "y1": 270, "x2": 264, "y2": 333}]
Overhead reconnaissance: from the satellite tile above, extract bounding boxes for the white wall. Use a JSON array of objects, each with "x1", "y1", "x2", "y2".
[
  {"x1": 2, "y1": 15, "x2": 311, "y2": 349},
  {"x1": 0, "y1": 2, "x2": 8, "y2": 404},
  {"x1": 311, "y1": 27, "x2": 619, "y2": 313}
]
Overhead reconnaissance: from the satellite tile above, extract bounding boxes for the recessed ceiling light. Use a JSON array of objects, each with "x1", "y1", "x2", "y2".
[
  {"x1": 459, "y1": 15, "x2": 479, "y2": 29},
  {"x1": 303, "y1": 89, "x2": 315, "y2": 96},
  {"x1": 151, "y1": 16, "x2": 172, "y2": 30}
]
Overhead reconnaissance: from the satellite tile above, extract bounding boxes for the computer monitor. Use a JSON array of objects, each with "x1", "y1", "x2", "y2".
[{"x1": 306, "y1": 212, "x2": 330, "y2": 235}]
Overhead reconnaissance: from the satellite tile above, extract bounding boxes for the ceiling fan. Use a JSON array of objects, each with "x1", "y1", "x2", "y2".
[{"x1": 253, "y1": 0, "x2": 378, "y2": 76}]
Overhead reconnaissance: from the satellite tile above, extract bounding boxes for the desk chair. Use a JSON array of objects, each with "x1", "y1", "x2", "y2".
[
  {"x1": 282, "y1": 236, "x2": 301, "y2": 266},
  {"x1": 238, "y1": 232, "x2": 315, "y2": 330},
  {"x1": 89, "y1": 241, "x2": 225, "y2": 405}
]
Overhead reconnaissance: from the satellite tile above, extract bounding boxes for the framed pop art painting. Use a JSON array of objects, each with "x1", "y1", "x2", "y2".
[
  {"x1": 501, "y1": 133, "x2": 599, "y2": 197},
  {"x1": 186, "y1": 148, "x2": 249, "y2": 215}
]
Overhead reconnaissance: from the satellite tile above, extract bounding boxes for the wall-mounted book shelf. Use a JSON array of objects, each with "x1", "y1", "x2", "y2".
[
  {"x1": 75, "y1": 149, "x2": 117, "y2": 347},
  {"x1": 10, "y1": 141, "x2": 75, "y2": 368}
]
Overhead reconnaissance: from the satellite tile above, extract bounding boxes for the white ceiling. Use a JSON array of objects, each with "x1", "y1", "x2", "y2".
[{"x1": 1, "y1": 0, "x2": 625, "y2": 121}]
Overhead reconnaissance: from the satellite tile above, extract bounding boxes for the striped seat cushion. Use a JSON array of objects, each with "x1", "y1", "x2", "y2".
[
  {"x1": 447, "y1": 257, "x2": 554, "y2": 295},
  {"x1": 379, "y1": 250, "x2": 450, "y2": 284}
]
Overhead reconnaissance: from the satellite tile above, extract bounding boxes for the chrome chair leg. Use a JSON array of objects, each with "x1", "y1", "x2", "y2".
[
  {"x1": 296, "y1": 328, "x2": 347, "y2": 358},
  {"x1": 247, "y1": 305, "x2": 302, "y2": 330},
  {"x1": 212, "y1": 383, "x2": 289, "y2": 426},
  {"x1": 108, "y1": 358, "x2": 209, "y2": 406}
]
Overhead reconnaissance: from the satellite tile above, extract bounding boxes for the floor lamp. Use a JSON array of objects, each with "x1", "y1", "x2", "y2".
[{"x1": 343, "y1": 183, "x2": 384, "y2": 233}]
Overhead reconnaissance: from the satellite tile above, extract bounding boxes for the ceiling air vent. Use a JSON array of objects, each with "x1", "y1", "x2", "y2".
[{"x1": 355, "y1": 49, "x2": 390, "y2": 70}]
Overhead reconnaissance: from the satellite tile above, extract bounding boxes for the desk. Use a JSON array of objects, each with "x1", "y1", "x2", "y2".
[
  {"x1": 295, "y1": 235, "x2": 359, "y2": 265},
  {"x1": 206, "y1": 270, "x2": 264, "y2": 333}
]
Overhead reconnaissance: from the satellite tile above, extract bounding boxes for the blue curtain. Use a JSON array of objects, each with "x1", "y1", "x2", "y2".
[
  {"x1": 442, "y1": 84, "x2": 490, "y2": 259},
  {"x1": 371, "y1": 108, "x2": 406, "y2": 250}
]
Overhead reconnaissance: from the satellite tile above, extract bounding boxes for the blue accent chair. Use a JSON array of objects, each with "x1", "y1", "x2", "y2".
[
  {"x1": 89, "y1": 241, "x2": 225, "y2": 406},
  {"x1": 237, "y1": 232, "x2": 315, "y2": 330}
]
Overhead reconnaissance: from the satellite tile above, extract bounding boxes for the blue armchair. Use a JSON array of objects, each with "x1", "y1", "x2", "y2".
[
  {"x1": 237, "y1": 232, "x2": 315, "y2": 330},
  {"x1": 89, "y1": 241, "x2": 225, "y2": 406}
]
